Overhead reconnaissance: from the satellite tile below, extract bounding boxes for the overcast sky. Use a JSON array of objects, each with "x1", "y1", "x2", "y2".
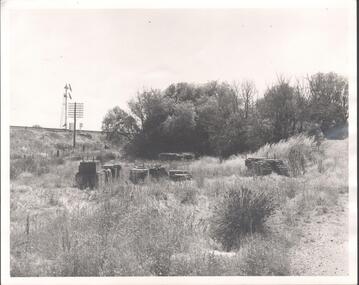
[{"x1": 9, "y1": 8, "x2": 351, "y2": 130}]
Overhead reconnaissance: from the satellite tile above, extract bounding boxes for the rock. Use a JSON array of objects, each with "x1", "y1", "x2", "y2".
[
  {"x1": 129, "y1": 167, "x2": 149, "y2": 184},
  {"x1": 158, "y1": 152, "x2": 195, "y2": 161},
  {"x1": 245, "y1": 157, "x2": 290, "y2": 176},
  {"x1": 168, "y1": 169, "x2": 192, "y2": 181},
  {"x1": 148, "y1": 165, "x2": 168, "y2": 179},
  {"x1": 158, "y1": 153, "x2": 182, "y2": 161},
  {"x1": 103, "y1": 163, "x2": 122, "y2": 179}
]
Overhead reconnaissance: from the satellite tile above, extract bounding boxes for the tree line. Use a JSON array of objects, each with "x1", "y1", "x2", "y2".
[{"x1": 102, "y1": 72, "x2": 348, "y2": 159}]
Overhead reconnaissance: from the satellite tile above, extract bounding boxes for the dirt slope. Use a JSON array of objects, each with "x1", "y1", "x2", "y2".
[
  {"x1": 289, "y1": 139, "x2": 349, "y2": 276},
  {"x1": 290, "y1": 192, "x2": 348, "y2": 275}
]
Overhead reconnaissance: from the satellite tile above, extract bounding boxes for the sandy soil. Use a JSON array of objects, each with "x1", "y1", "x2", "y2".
[{"x1": 290, "y1": 192, "x2": 348, "y2": 275}]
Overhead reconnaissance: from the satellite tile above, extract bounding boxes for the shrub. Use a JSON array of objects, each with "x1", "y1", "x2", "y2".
[{"x1": 210, "y1": 186, "x2": 275, "y2": 251}]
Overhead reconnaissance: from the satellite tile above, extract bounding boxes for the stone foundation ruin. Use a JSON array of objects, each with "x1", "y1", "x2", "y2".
[{"x1": 245, "y1": 157, "x2": 289, "y2": 176}]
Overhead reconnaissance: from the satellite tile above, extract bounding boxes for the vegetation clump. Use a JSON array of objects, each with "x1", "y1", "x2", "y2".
[{"x1": 210, "y1": 186, "x2": 275, "y2": 251}]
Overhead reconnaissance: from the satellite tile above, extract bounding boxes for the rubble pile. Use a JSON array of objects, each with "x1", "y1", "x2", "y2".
[{"x1": 245, "y1": 157, "x2": 290, "y2": 176}]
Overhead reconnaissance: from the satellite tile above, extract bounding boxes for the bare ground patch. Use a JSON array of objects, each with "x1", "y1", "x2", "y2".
[{"x1": 290, "y1": 192, "x2": 348, "y2": 275}]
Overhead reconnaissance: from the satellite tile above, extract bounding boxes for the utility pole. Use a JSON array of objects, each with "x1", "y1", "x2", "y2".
[
  {"x1": 68, "y1": 102, "x2": 83, "y2": 149},
  {"x1": 62, "y1": 83, "x2": 72, "y2": 129},
  {"x1": 65, "y1": 88, "x2": 68, "y2": 128},
  {"x1": 73, "y1": 102, "x2": 77, "y2": 148}
]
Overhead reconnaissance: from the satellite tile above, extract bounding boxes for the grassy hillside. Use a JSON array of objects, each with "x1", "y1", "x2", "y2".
[
  {"x1": 10, "y1": 127, "x2": 107, "y2": 157},
  {"x1": 10, "y1": 127, "x2": 123, "y2": 179},
  {"x1": 9, "y1": 129, "x2": 348, "y2": 276}
]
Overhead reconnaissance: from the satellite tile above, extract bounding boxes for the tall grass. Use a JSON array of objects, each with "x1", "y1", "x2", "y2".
[
  {"x1": 10, "y1": 134, "x2": 348, "y2": 276},
  {"x1": 188, "y1": 135, "x2": 319, "y2": 181},
  {"x1": 10, "y1": 181, "x2": 199, "y2": 276},
  {"x1": 253, "y1": 135, "x2": 318, "y2": 176},
  {"x1": 189, "y1": 156, "x2": 246, "y2": 180}
]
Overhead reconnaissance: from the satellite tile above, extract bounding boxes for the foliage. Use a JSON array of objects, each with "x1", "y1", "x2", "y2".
[
  {"x1": 102, "y1": 72, "x2": 348, "y2": 159},
  {"x1": 257, "y1": 79, "x2": 301, "y2": 142},
  {"x1": 210, "y1": 186, "x2": 275, "y2": 251},
  {"x1": 308, "y1": 72, "x2": 348, "y2": 134},
  {"x1": 101, "y1": 106, "x2": 139, "y2": 145}
]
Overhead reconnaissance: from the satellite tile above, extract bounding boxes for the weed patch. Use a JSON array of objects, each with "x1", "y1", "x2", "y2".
[{"x1": 210, "y1": 186, "x2": 275, "y2": 251}]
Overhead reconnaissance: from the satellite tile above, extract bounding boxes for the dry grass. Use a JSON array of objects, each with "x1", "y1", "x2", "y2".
[
  {"x1": 189, "y1": 156, "x2": 246, "y2": 181},
  {"x1": 9, "y1": 130, "x2": 348, "y2": 276},
  {"x1": 237, "y1": 233, "x2": 291, "y2": 276},
  {"x1": 10, "y1": 128, "x2": 106, "y2": 158}
]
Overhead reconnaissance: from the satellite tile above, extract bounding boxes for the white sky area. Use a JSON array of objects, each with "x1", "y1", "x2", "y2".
[{"x1": 9, "y1": 8, "x2": 351, "y2": 130}]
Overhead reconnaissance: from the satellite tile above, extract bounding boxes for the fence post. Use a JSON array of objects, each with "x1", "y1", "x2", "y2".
[{"x1": 25, "y1": 213, "x2": 30, "y2": 252}]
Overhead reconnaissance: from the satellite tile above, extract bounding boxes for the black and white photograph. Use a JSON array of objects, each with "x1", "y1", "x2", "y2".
[{"x1": 1, "y1": 0, "x2": 357, "y2": 284}]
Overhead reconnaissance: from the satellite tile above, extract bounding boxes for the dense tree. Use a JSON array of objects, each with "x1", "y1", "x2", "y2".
[
  {"x1": 232, "y1": 80, "x2": 256, "y2": 119},
  {"x1": 293, "y1": 79, "x2": 310, "y2": 133},
  {"x1": 102, "y1": 72, "x2": 348, "y2": 158},
  {"x1": 307, "y1": 72, "x2": 348, "y2": 133},
  {"x1": 162, "y1": 102, "x2": 197, "y2": 152},
  {"x1": 128, "y1": 89, "x2": 170, "y2": 131},
  {"x1": 126, "y1": 89, "x2": 172, "y2": 157},
  {"x1": 258, "y1": 79, "x2": 298, "y2": 142},
  {"x1": 163, "y1": 82, "x2": 201, "y2": 103},
  {"x1": 195, "y1": 82, "x2": 243, "y2": 157},
  {"x1": 101, "y1": 107, "x2": 139, "y2": 145}
]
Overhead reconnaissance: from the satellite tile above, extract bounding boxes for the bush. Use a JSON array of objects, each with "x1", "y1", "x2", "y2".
[{"x1": 210, "y1": 186, "x2": 275, "y2": 251}]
